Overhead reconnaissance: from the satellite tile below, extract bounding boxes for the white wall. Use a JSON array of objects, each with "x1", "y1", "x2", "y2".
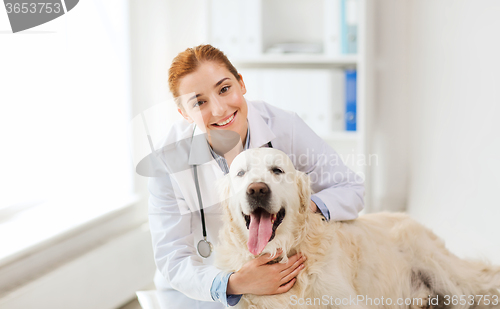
[
  {"x1": 129, "y1": 0, "x2": 208, "y2": 200},
  {"x1": 406, "y1": 0, "x2": 500, "y2": 263},
  {"x1": 376, "y1": 0, "x2": 500, "y2": 263},
  {"x1": 371, "y1": 0, "x2": 410, "y2": 212}
]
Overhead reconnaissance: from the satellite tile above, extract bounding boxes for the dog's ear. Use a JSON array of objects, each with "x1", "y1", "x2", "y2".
[
  {"x1": 296, "y1": 171, "x2": 312, "y2": 214},
  {"x1": 216, "y1": 174, "x2": 234, "y2": 221}
]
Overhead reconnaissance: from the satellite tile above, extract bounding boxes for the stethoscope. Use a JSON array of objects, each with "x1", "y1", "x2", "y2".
[
  {"x1": 192, "y1": 128, "x2": 273, "y2": 258},
  {"x1": 193, "y1": 163, "x2": 213, "y2": 258}
]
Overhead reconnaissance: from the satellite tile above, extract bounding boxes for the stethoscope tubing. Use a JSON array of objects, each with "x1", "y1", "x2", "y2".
[{"x1": 193, "y1": 164, "x2": 208, "y2": 239}]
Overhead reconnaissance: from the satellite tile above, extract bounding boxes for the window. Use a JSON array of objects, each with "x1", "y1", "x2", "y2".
[{"x1": 0, "y1": 0, "x2": 134, "y2": 259}]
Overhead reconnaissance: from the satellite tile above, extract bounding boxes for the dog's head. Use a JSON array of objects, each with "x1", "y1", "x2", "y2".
[{"x1": 218, "y1": 148, "x2": 311, "y2": 256}]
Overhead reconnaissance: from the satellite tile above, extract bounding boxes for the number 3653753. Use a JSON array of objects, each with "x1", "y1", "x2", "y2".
[
  {"x1": 443, "y1": 295, "x2": 499, "y2": 306},
  {"x1": 5, "y1": 3, "x2": 62, "y2": 14}
]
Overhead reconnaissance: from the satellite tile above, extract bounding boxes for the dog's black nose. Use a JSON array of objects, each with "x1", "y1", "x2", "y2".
[{"x1": 246, "y1": 182, "x2": 270, "y2": 198}]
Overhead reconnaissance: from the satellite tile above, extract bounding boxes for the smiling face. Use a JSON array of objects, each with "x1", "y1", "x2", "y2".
[
  {"x1": 177, "y1": 61, "x2": 248, "y2": 146},
  {"x1": 219, "y1": 148, "x2": 310, "y2": 256}
]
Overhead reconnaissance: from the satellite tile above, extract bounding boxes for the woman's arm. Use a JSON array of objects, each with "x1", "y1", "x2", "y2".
[{"x1": 291, "y1": 113, "x2": 365, "y2": 221}]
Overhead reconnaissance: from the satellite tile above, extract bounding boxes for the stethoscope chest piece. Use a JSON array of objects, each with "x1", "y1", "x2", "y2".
[{"x1": 197, "y1": 237, "x2": 213, "y2": 258}]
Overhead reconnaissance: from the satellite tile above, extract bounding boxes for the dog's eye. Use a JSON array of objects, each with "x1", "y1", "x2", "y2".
[
  {"x1": 272, "y1": 167, "x2": 284, "y2": 175},
  {"x1": 237, "y1": 170, "x2": 245, "y2": 177}
]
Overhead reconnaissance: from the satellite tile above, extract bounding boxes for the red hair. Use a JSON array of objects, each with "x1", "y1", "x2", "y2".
[{"x1": 168, "y1": 44, "x2": 241, "y2": 104}]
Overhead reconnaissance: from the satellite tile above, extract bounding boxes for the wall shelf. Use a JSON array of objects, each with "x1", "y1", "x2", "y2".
[
  {"x1": 207, "y1": 0, "x2": 373, "y2": 208},
  {"x1": 231, "y1": 54, "x2": 358, "y2": 68}
]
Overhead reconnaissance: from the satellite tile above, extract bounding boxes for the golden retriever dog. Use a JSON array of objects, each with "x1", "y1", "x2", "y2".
[{"x1": 215, "y1": 148, "x2": 500, "y2": 309}]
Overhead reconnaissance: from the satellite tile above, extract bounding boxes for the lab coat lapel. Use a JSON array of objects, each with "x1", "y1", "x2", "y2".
[
  {"x1": 188, "y1": 125, "x2": 212, "y2": 166},
  {"x1": 246, "y1": 100, "x2": 276, "y2": 148}
]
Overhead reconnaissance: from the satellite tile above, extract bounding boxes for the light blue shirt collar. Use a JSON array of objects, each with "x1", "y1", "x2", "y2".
[{"x1": 208, "y1": 124, "x2": 250, "y2": 174}]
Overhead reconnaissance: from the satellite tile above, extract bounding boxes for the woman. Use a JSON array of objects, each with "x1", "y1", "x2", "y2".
[{"x1": 148, "y1": 44, "x2": 364, "y2": 308}]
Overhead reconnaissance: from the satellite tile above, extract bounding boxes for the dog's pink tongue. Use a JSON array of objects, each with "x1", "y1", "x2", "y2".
[{"x1": 248, "y1": 211, "x2": 273, "y2": 255}]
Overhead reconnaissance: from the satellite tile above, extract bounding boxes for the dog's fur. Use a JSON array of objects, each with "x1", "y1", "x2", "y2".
[{"x1": 215, "y1": 148, "x2": 500, "y2": 309}]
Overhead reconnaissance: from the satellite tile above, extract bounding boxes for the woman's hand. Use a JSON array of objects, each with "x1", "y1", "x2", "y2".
[{"x1": 227, "y1": 249, "x2": 307, "y2": 295}]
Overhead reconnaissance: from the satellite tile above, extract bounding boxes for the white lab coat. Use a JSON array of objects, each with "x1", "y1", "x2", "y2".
[{"x1": 148, "y1": 99, "x2": 364, "y2": 308}]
